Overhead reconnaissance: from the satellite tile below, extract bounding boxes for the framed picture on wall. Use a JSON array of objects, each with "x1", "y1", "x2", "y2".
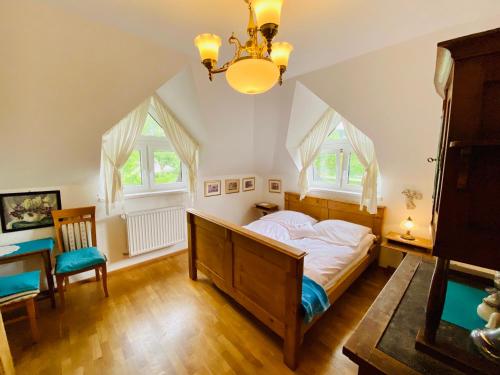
[
  {"x1": 269, "y1": 179, "x2": 281, "y2": 193},
  {"x1": 225, "y1": 179, "x2": 240, "y2": 194},
  {"x1": 242, "y1": 177, "x2": 255, "y2": 192},
  {"x1": 204, "y1": 180, "x2": 221, "y2": 197},
  {"x1": 0, "y1": 190, "x2": 62, "y2": 233}
]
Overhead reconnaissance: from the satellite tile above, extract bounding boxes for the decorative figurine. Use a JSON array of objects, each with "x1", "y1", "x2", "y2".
[
  {"x1": 471, "y1": 271, "x2": 500, "y2": 362},
  {"x1": 477, "y1": 272, "x2": 500, "y2": 322},
  {"x1": 470, "y1": 327, "x2": 500, "y2": 363},
  {"x1": 486, "y1": 312, "x2": 500, "y2": 330}
]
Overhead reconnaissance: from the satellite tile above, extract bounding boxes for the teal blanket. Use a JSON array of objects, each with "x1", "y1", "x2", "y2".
[{"x1": 302, "y1": 275, "x2": 330, "y2": 323}]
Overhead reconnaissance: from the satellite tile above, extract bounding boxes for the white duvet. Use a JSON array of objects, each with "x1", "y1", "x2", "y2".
[{"x1": 244, "y1": 219, "x2": 375, "y2": 289}]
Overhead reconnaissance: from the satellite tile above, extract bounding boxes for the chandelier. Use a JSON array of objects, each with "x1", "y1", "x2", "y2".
[{"x1": 194, "y1": 0, "x2": 293, "y2": 95}]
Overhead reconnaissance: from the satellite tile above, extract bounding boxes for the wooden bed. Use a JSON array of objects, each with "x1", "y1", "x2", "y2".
[{"x1": 187, "y1": 192, "x2": 385, "y2": 369}]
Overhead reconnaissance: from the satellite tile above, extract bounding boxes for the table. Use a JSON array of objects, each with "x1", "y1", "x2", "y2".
[
  {"x1": 343, "y1": 255, "x2": 497, "y2": 374},
  {"x1": 0, "y1": 238, "x2": 56, "y2": 308},
  {"x1": 254, "y1": 202, "x2": 279, "y2": 216},
  {"x1": 381, "y1": 231, "x2": 433, "y2": 259}
]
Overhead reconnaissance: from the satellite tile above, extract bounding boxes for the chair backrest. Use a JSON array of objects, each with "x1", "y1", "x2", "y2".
[{"x1": 51, "y1": 207, "x2": 97, "y2": 253}]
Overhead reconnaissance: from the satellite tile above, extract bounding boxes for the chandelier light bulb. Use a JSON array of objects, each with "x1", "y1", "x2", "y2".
[
  {"x1": 271, "y1": 42, "x2": 293, "y2": 68},
  {"x1": 194, "y1": 34, "x2": 222, "y2": 62},
  {"x1": 252, "y1": 0, "x2": 283, "y2": 27}
]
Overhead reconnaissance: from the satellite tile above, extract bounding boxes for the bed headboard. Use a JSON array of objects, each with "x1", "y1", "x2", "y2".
[{"x1": 284, "y1": 192, "x2": 385, "y2": 237}]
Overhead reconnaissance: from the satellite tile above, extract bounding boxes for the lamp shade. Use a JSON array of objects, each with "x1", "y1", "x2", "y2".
[
  {"x1": 253, "y1": 0, "x2": 283, "y2": 27},
  {"x1": 226, "y1": 57, "x2": 279, "y2": 94},
  {"x1": 400, "y1": 217, "x2": 415, "y2": 231},
  {"x1": 194, "y1": 33, "x2": 222, "y2": 62},
  {"x1": 271, "y1": 42, "x2": 293, "y2": 67}
]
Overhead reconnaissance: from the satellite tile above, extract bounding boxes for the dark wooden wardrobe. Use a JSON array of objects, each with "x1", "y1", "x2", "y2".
[{"x1": 418, "y1": 28, "x2": 500, "y2": 370}]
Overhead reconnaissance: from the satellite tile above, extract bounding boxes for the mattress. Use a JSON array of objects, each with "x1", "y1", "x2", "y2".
[{"x1": 244, "y1": 219, "x2": 375, "y2": 290}]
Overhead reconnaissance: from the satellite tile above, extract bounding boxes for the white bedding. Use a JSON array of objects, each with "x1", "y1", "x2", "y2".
[{"x1": 244, "y1": 219, "x2": 375, "y2": 289}]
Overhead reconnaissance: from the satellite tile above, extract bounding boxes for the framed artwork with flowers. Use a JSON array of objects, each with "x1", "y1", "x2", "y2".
[{"x1": 0, "y1": 191, "x2": 62, "y2": 233}]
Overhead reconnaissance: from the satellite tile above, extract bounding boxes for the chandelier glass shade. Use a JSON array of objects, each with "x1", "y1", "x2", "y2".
[
  {"x1": 194, "y1": 0, "x2": 293, "y2": 95},
  {"x1": 226, "y1": 57, "x2": 280, "y2": 94}
]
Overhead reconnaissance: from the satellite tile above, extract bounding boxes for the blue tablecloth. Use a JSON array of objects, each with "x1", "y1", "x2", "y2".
[{"x1": 0, "y1": 237, "x2": 54, "y2": 258}]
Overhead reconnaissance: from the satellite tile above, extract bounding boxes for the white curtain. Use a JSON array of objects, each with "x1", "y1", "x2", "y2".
[
  {"x1": 151, "y1": 94, "x2": 199, "y2": 197},
  {"x1": 343, "y1": 121, "x2": 379, "y2": 214},
  {"x1": 101, "y1": 98, "x2": 150, "y2": 214},
  {"x1": 298, "y1": 108, "x2": 341, "y2": 199}
]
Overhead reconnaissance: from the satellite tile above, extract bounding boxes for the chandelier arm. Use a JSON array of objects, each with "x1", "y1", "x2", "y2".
[
  {"x1": 229, "y1": 34, "x2": 243, "y2": 57},
  {"x1": 206, "y1": 33, "x2": 245, "y2": 77}
]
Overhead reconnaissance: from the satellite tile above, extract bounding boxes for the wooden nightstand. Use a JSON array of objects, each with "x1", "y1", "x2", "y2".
[
  {"x1": 255, "y1": 202, "x2": 278, "y2": 216},
  {"x1": 381, "y1": 231, "x2": 433, "y2": 259}
]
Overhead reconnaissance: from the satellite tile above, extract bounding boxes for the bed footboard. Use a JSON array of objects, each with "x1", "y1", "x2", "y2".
[{"x1": 187, "y1": 209, "x2": 306, "y2": 369}]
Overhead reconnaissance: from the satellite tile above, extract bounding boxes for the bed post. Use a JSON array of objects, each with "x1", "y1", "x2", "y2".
[
  {"x1": 283, "y1": 258, "x2": 304, "y2": 370},
  {"x1": 187, "y1": 212, "x2": 197, "y2": 281}
]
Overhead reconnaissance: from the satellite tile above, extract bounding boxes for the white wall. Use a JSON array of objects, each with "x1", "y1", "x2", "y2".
[
  {"x1": 0, "y1": 2, "x2": 264, "y2": 283},
  {"x1": 1, "y1": 1, "x2": 498, "y2": 279},
  {"x1": 0, "y1": 0, "x2": 187, "y2": 189},
  {"x1": 254, "y1": 17, "x2": 500, "y2": 267}
]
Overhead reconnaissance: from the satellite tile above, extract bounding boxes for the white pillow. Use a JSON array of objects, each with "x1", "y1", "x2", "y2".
[
  {"x1": 260, "y1": 210, "x2": 318, "y2": 226},
  {"x1": 244, "y1": 220, "x2": 291, "y2": 242},
  {"x1": 313, "y1": 220, "x2": 372, "y2": 247},
  {"x1": 286, "y1": 222, "x2": 318, "y2": 240}
]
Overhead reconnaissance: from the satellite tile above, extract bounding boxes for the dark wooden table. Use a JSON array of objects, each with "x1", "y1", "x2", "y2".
[
  {"x1": 0, "y1": 239, "x2": 56, "y2": 308},
  {"x1": 342, "y1": 255, "x2": 480, "y2": 374}
]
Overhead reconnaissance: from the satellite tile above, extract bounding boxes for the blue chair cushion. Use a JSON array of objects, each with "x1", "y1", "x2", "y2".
[
  {"x1": 0, "y1": 271, "x2": 41, "y2": 298},
  {"x1": 56, "y1": 247, "x2": 106, "y2": 274}
]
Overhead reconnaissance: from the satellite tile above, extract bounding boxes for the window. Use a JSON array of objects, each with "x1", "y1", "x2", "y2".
[
  {"x1": 310, "y1": 123, "x2": 363, "y2": 192},
  {"x1": 121, "y1": 113, "x2": 187, "y2": 194}
]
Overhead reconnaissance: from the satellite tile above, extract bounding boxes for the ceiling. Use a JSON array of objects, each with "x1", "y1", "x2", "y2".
[{"x1": 44, "y1": 0, "x2": 500, "y2": 77}]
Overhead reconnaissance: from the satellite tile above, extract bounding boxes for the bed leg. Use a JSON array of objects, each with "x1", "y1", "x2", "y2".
[
  {"x1": 187, "y1": 212, "x2": 197, "y2": 281},
  {"x1": 284, "y1": 328, "x2": 301, "y2": 370},
  {"x1": 188, "y1": 257, "x2": 197, "y2": 281}
]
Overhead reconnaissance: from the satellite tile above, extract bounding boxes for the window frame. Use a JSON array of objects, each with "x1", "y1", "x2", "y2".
[
  {"x1": 310, "y1": 127, "x2": 363, "y2": 193},
  {"x1": 122, "y1": 114, "x2": 187, "y2": 195}
]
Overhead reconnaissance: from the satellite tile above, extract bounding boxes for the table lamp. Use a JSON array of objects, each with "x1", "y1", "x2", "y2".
[{"x1": 400, "y1": 216, "x2": 415, "y2": 241}]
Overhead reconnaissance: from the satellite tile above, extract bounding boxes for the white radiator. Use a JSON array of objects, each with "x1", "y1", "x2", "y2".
[{"x1": 124, "y1": 206, "x2": 186, "y2": 256}]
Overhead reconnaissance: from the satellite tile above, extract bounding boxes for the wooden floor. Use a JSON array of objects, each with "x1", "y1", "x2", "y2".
[{"x1": 6, "y1": 252, "x2": 390, "y2": 375}]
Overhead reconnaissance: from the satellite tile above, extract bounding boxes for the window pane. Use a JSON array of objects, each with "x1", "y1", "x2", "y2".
[
  {"x1": 348, "y1": 153, "x2": 364, "y2": 186},
  {"x1": 122, "y1": 150, "x2": 142, "y2": 186},
  {"x1": 327, "y1": 123, "x2": 347, "y2": 140},
  {"x1": 154, "y1": 150, "x2": 182, "y2": 184},
  {"x1": 142, "y1": 114, "x2": 165, "y2": 137},
  {"x1": 313, "y1": 152, "x2": 337, "y2": 184}
]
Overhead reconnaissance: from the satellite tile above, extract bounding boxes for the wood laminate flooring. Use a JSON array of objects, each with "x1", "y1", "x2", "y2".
[{"x1": 6, "y1": 251, "x2": 390, "y2": 375}]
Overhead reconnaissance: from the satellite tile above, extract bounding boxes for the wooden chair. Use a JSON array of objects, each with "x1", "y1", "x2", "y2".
[
  {"x1": 51, "y1": 207, "x2": 108, "y2": 307},
  {"x1": 0, "y1": 271, "x2": 41, "y2": 343}
]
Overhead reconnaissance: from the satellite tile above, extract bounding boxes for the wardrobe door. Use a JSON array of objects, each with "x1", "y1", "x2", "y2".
[{"x1": 433, "y1": 53, "x2": 500, "y2": 269}]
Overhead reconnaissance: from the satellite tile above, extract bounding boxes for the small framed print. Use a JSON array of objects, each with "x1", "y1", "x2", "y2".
[
  {"x1": 225, "y1": 179, "x2": 240, "y2": 194},
  {"x1": 242, "y1": 177, "x2": 256, "y2": 192},
  {"x1": 269, "y1": 179, "x2": 281, "y2": 193},
  {"x1": 0, "y1": 190, "x2": 62, "y2": 233},
  {"x1": 204, "y1": 180, "x2": 221, "y2": 197}
]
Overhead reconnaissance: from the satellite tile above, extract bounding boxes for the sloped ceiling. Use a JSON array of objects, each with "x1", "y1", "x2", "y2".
[
  {"x1": 285, "y1": 82, "x2": 330, "y2": 168},
  {"x1": 0, "y1": 1, "x2": 187, "y2": 189},
  {"x1": 43, "y1": 0, "x2": 500, "y2": 77}
]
